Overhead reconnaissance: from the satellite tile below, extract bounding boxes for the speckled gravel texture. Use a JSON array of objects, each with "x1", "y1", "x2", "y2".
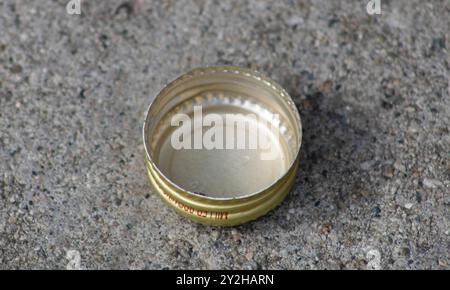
[{"x1": 0, "y1": 0, "x2": 449, "y2": 269}]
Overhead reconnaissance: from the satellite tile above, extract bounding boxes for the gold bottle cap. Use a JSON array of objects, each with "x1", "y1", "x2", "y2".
[{"x1": 143, "y1": 66, "x2": 302, "y2": 226}]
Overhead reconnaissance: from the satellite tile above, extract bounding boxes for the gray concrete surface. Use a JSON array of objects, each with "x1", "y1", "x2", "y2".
[{"x1": 0, "y1": 0, "x2": 449, "y2": 269}]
